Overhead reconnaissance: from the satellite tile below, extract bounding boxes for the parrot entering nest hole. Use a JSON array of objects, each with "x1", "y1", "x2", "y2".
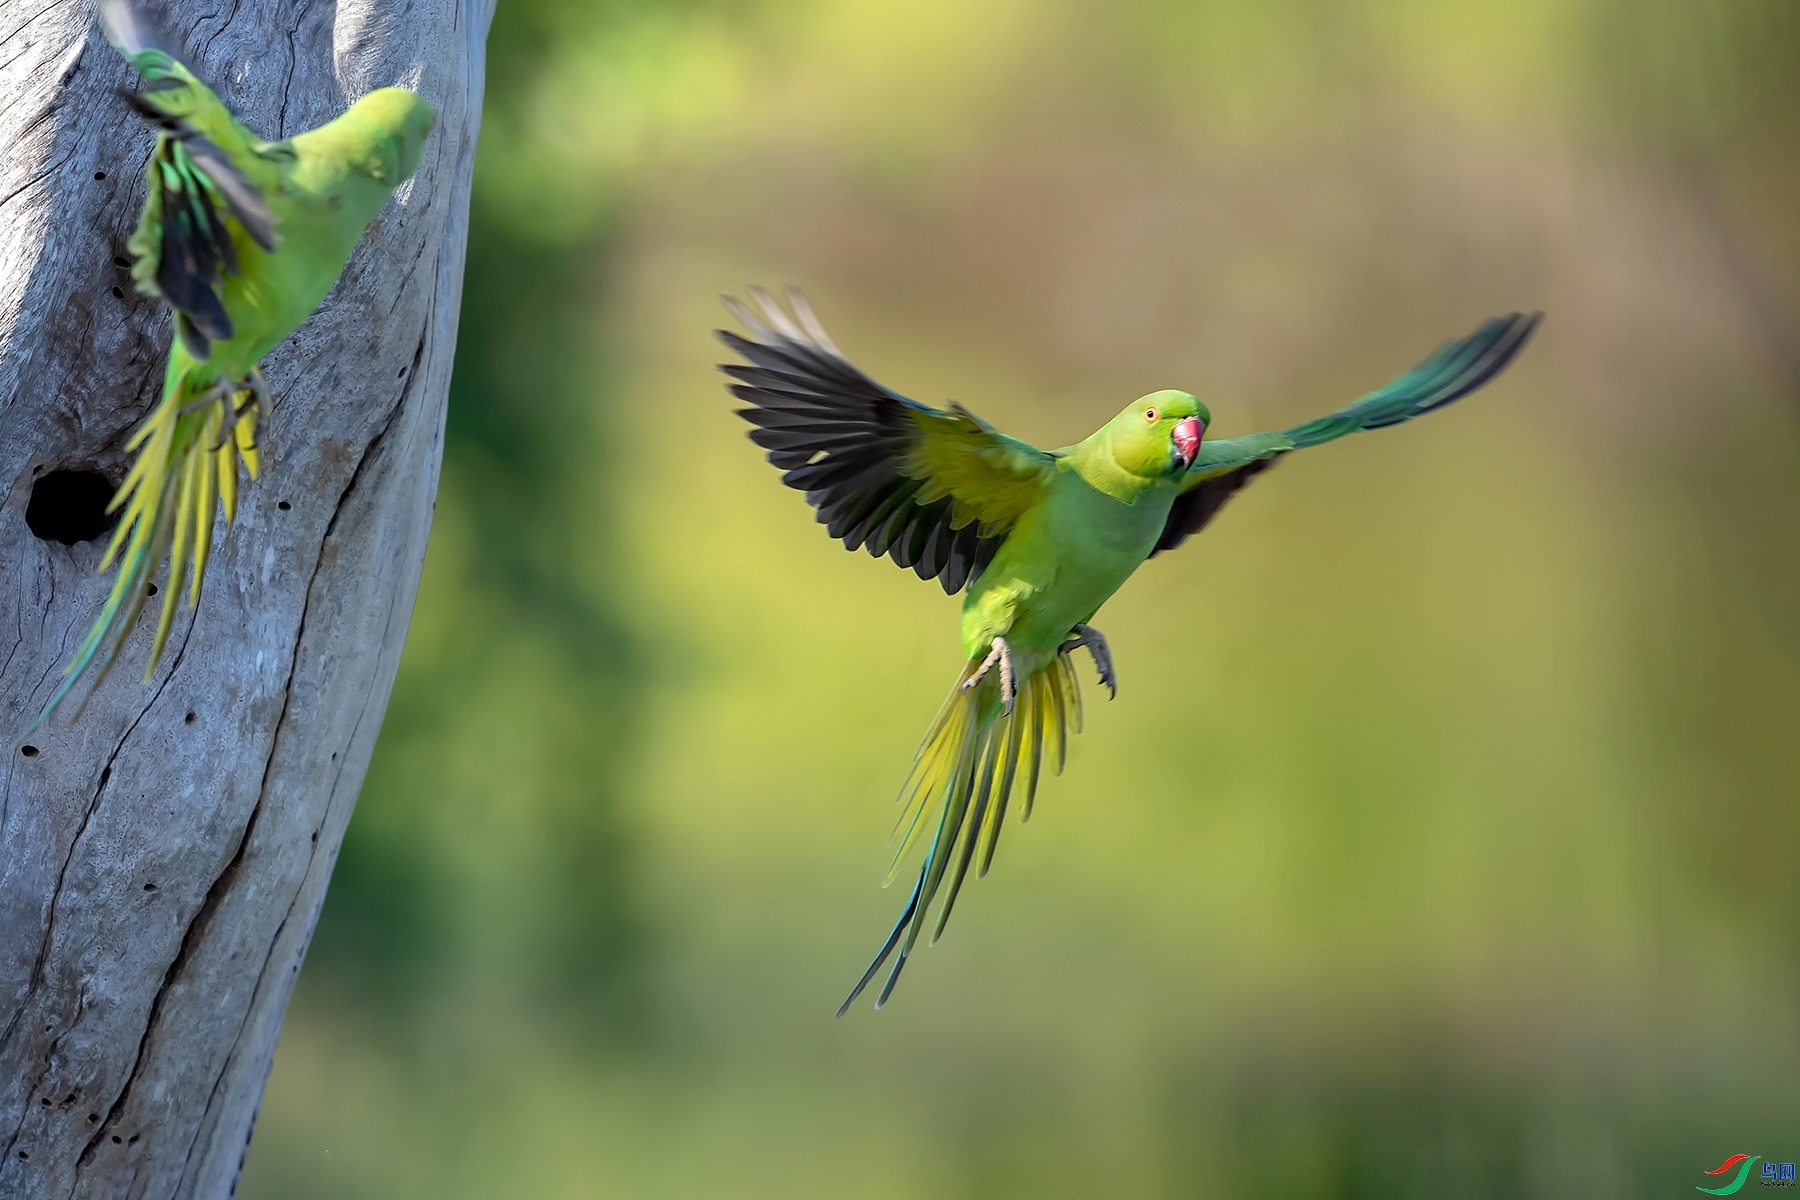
[{"x1": 22, "y1": 0, "x2": 436, "y2": 737}]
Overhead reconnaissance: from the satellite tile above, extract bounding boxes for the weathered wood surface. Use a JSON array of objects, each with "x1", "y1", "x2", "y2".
[{"x1": 0, "y1": 1, "x2": 490, "y2": 1195}]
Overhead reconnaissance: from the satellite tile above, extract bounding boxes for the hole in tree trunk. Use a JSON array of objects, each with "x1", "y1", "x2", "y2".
[{"x1": 25, "y1": 470, "x2": 117, "y2": 545}]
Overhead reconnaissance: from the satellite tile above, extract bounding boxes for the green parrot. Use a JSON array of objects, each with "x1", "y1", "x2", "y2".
[
  {"x1": 717, "y1": 288, "x2": 1540, "y2": 1012},
  {"x1": 22, "y1": 0, "x2": 435, "y2": 736}
]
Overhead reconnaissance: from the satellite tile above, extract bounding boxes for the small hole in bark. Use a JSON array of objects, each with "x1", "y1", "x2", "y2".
[
  {"x1": 111, "y1": 1136, "x2": 121, "y2": 1144},
  {"x1": 184, "y1": 712, "x2": 195, "y2": 724},
  {"x1": 128, "y1": 1134, "x2": 138, "y2": 1144},
  {"x1": 94, "y1": 170, "x2": 106, "y2": 180},
  {"x1": 87, "y1": 1114, "x2": 98, "y2": 1123},
  {"x1": 99, "y1": 767, "x2": 111, "y2": 788},
  {"x1": 26, "y1": 470, "x2": 117, "y2": 544},
  {"x1": 17, "y1": 1151, "x2": 26, "y2": 1160},
  {"x1": 398, "y1": 366, "x2": 407, "y2": 378},
  {"x1": 277, "y1": 501, "x2": 291, "y2": 511},
  {"x1": 144, "y1": 882, "x2": 156, "y2": 891},
  {"x1": 19, "y1": 745, "x2": 37, "y2": 757},
  {"x1": 63, "y1": 1093, "x2": 75, "y2": 1104},
  {"x1": 147, "y1": 583, "x2": 158, "y2": 597},
  {"x1": 310, "y1": 831, "x2": 318, "y2": 842},
  {"x1": 113, "y1": 256, "x2": 130, "y2": 268},
  {"x1": 110, "y1": 286, "x2": 124, "y2": 299},
  {"x1": 40, "y1": 1097, "x2": 50, "y2": 1107}
]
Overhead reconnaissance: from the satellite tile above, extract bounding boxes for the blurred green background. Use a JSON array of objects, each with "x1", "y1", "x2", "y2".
[{"x1": 241, "y1": 0, "x2": 1800, "y2": 1196}]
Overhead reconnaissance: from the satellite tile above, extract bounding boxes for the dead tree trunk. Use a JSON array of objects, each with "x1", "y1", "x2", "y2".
[{"x1": 0, "y1": 1, "x2": 489, "y2": 1195}]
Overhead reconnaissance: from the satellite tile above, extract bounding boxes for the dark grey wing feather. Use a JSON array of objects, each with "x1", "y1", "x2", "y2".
[
  {"x1": 121, "y1": 91, "x2": 278, "y2": 359},
  {"x1": 179, "y1": 136, "x2": 277, "y2": 251},
  {"x1": 98, "y1": 0, "x2": 186, "y2": 62},
  {"x1": 719, "y1": 288, "x2": 1012, "y2": 595},
  {"x1": 1151, "y1": 455, "x2": 1281, "y2": 556}
]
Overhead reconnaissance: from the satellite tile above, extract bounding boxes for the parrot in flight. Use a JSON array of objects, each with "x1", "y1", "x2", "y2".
[
  {"x1": 22, "y1": 0, "x2": 435, "y2": 736},
  {"x1": 717, "y1": 288, "x2": 1540, "y2": 1012}
]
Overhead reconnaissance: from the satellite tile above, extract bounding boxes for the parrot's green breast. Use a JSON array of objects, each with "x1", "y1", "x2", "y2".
[
  {"x1": 195, "y1": 213, "x2": 358, "y2": 379},
  {"x1": 960, "y1": 460, "x2": 1174, "y2": 669}
]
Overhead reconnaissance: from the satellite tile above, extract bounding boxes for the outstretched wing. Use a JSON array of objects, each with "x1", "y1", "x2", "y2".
[
  {"x1": 720, "y1": 287, "x2": 1056, "y2": 594},
  {"x1": 1154, "y1": 311, "x2": 1542, "y2": 555},
  {"x1": 102, "y1": 0, "x2": 279, "y2": 359}
]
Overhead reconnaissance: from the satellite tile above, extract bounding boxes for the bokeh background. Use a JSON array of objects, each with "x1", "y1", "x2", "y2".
[{"x1": 240, "y1": 0, "x2": 1800, "y2": 1196}]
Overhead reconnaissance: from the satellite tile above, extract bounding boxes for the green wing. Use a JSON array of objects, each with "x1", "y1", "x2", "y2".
[
  {"x1": 719, "y1": 287, "x2": 1056, "y2": 594},
  {"x1": 102, "y1": 0, "x2": 279, "y2": 359},
  {"x1": 1154, "y1": 311, "x2": 1541, "y2": 554}
]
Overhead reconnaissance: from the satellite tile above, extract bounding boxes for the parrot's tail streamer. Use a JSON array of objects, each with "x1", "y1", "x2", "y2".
[
  {"x1": 838, "y1": 650, "x2": 1084, "y2": 1015},
  {"x1": 18, "y1": 372, "x2": 262, "y2": 741}
]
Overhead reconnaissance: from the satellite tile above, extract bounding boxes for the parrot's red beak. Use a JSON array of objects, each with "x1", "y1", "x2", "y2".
[{"x1": 1172, "y1": 416, "x2": 1204, "y2": 469}]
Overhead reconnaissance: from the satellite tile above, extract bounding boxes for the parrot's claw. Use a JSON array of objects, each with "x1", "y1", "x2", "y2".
[
  {"x1": 177, "y1": 378, "x2": 232, "y2": 418},
  {"x1": 1060, "y1": 623, "x2": 1116, "y2": 698},
  {"x1": 180, "y1": 368, "x2": 268, "y2": 453},
  {"x1": 213, "y1": 367, "x2": 267, "y2": 452},
  {"x1": 963, "y1": 636, "x2": 1016, "y2": 715},
  {"x1": 245, "y1": 365, "x2": 269, "y2": 427}
]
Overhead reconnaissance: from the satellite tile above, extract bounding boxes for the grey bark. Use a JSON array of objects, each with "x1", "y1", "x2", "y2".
[{"x1": 0, "y1": 1, "x2": 489, "y2": 1195}]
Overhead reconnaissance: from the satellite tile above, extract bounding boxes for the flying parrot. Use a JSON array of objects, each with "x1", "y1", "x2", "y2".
[
  {"x1": 717, "y1": 288, "x2": 1540, "y2": 1012},
  {"x1": 21, "y1": 0, "x2": 435, "y2": 736}
]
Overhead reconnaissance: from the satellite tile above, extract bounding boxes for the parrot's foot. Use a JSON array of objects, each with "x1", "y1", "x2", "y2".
[
  {"x1": 1060, "y1": 624, "x2": 1117, "y2": 698},
  {"x1": 963, "y1": 636, "x2": 1017, "y2": 715},
  {"x1": 177, "y1": 377, "x2": 233, "y2": 417},
  {"x1": 179, "y1": 367, "x2": 267, "y2": 452},
  {"x1": 216, "y1": 368, "x2": 267, "y2": 452}
]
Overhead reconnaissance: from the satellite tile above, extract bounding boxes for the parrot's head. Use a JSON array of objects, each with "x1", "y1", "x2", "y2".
[
  {"x1": 340, "y1": 87, "x2": 437, "y2": 187},
  {"x1": 1104, "y1": 390, "x2": 1210, "y2": 479}
]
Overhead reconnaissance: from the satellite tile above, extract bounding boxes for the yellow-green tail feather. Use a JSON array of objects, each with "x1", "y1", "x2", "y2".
[
  {"x1": 839, "y1": 650, "x2": 1084, "y2": 1015},
  {"x1": 18, "y1": 380, "x2": 260, "y2": 740}
]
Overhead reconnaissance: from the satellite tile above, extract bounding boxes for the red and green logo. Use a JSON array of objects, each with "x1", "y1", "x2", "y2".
[{"x1": 1699, "y1": 1155, "x2": 1760, "y2": 1194}]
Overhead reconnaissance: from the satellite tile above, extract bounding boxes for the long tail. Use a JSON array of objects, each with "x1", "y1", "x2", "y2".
[
  {"x1": 838, "y1": 650, "x2": 1085, "y2": 1015},
  {"x1": 20, "y1": 374, "x2": 261, "y2": 739}
]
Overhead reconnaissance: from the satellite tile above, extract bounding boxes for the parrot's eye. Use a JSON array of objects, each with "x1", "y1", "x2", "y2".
[{"x1": 1143, "y1": 407, "x2": 1158, "y2": 423}]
